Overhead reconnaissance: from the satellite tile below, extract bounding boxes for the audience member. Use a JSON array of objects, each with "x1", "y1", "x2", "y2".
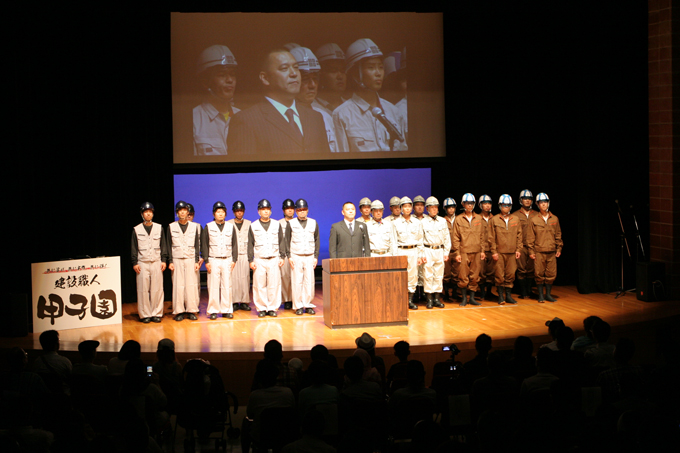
[
  {"x1": 247, "y1": 359, "x2": 295, "y2": 444},
  {"x1": 152, "y1": 338, "x2": 183, "y2": 411},
  {"x1": 540, "y1": 317, "x2": 565, "y2": 351},
  {"x1": 520, "y1": 347, "x2": 559, "y2": 397},
  {"x1": 386, "y1": 340, "x2": 410, "y2": 393},
  {"x1": 598, "y1": 337, "x2": 645, "y2": 404},
  {"x1": 120, "y1": 358, "x2": 169, "y2": 431},
  {"x1": 507, "y1": 336, "x2": 536, "y2": 384},
  {"x1": 298, "y1": 361, "x2": 339, "y2": 418},
  {"x1": 389, "y1": 360, "x2": 437, "y2": 408},
  {"x1": 351, "y1": 348, "x2": 382, "y2": 387},
  {"x1": 72, "y1": 340, "x2": 107, "y2": 380},
  {"x1": 254, "y1": 339, "x2": 299, "y2": 394},
  {"x1": 471, "y1": 350, "x2": 517, "y2": 416},
  {"x1": 571, "y1": 315, "x2": 602, "y2": 352},
  {"x1": 462, "y1": 333, "x2": 492, "y2": 390},
  {"x1": 108, "y1": 340, "x2": 141, "y2": 375},
  {"x1": 355, "y1": 332, "x2": 386, "y2": 384},
  {"x1": 31, "y1": 330, "x2": 72, "y2": 379},
  {"x1": 340, "y1": 356, "x2": 384, "y2": 403},
  {"x1": 584, "y1": 320, "x2": 616, "y2": 368}
]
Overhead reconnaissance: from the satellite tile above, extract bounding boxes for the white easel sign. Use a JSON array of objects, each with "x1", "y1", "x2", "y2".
[{"x1": 31, "y1": 256, "x2": 123, "y2": 333}]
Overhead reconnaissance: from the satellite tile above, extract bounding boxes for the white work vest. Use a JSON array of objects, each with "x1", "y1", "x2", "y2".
[
  {"x1": 169, "y1": 221, "x2": 198, "y2": 260},
  {"x1": 250, "y1": 219, "x2": 280, "y2": 259},
  {"x1": 206, "y1": 221, "x2": 235, "y2": 258},
  {"x1": 289, "y1": 218, "x2": 316, "y2": 256},
  {"x1": 135, "y1": 222, "x2": 162, "y2": 262},
  {"x1": 228, "y1": 219, "x2": 250, "y2": 256}
]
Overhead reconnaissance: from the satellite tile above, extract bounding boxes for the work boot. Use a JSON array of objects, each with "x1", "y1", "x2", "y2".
[
  {"x1": 505, "y1": 287, "x2": 518, "y2": 304},
  {"x1": 468, "y1": 289, "x2": 481, "y2": 306},
  {"x1": 459, "y1": 288, "x2": 468, "y2": 307},
  {"x1": 426, "y1": 293, "x2": 434, "y2": 309},
  {"x1": 408, "y1": 292, "x2": 418, "y2": 310},
  {"x1": 517, "y1": 278, "x2": 527, "y2": 299},
  {"x1": 537, "y1": 284, "x2": 545, "y2": 303},
  {"x1": 497, "y1": 286, "x2": 505, "y2": 305},
  {"x1": 545, "y1": 284, "x2": 557, "y2": 302},
  {"x1": 485, "y1": 283, "x2": 496, "y2": 301},
  {"x1": 441, "y1": 283, "x2": 450, "y2": 301},
  {"x1": 527, "y1": 278, "x2": 537, "y2": 299},
  {"x1": 478, "y1": 284, "x2": 486, "y2": 300},
  {"x1": 433, "y1": 293, "x2": 445, "y2": 308}
]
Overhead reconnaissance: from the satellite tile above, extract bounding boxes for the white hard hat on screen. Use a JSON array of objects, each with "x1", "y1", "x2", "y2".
[
  {"x1": 345, "y1": 38, "x2": 383, "y2": 86},
  {"x1": 289, "y1": 47, "x2": 321, "y2": 73},
  {"x1": 197, "y1": 45, "x2": 237, "y2": 74},
  {"x1": 316, "y1": 43, "x2": 345, "y2": 62}
]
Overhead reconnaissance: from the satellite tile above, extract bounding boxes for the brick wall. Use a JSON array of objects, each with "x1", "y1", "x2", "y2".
[{"x1": 649, "y1": 0, "x2": 680, "y2": 299}]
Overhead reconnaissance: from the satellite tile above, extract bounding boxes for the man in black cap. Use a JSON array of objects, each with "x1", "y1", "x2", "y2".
[
  {"x1": 541, "y1": 317, "x2": 565, "y2": 351},
  {"x1": 72, "y1": 340, "x2": 108, "y2": 380}
]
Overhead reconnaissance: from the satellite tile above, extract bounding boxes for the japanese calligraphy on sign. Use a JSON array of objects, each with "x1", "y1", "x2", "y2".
[{"x1": 32, "y1": 257, "x2": 122, "y2": 333}]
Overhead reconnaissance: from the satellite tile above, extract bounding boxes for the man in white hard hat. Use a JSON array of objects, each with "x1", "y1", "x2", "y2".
[
  {"x1": 333, "y1": 38, "x2": 407, "y2": 152},
  {"x1": 391, "y1": 197, "x2": 425, "y2": 310},
  {"x1": 228, "y1": 48, "x2": 331, "y2": 156},
  {"x1": 315, "y1": 43, "x2": 348, "y2": 114},
  {"x1": 513, "y1": 189, "x2": 540, "y2": 299},
  {"x1": 366, "y1": 200, "x2": 395, "y2": 257},
  {"x1": 526, "y1": 193, "x2": 563, "y2": 303},
  {"x1": 383, "y1": 196, "x2": 402, "y2": 225},
  {"x1": 452, "y1": 194, "x2": 485, "y2": 307},
  {"x1": 421, "y1": 197, "x2": 449, "y2": 308},
  {"x1": 193, "y1": 45, "x2": 240, "y2": 156},
  {"x1": 356, "y1": 197, "x2": 373, "y2": 223},
  {"x1": 289, "y1": 46, "x2": 339, "y2": 153}
]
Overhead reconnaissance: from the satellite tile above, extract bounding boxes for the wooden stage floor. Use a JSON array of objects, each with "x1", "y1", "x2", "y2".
[{"x1": 7, "y1": 284, "x2": 680, "y2": 355}]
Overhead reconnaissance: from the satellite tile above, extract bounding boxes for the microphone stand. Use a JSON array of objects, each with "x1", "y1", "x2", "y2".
[{"x1": 614, "y1": 201, "x2": 635, "y2": 299}]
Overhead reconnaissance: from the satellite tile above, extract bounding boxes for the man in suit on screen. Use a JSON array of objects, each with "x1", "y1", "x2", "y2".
[
  {"x1": 227, "y1": 48, "x2": 331, "y2": 156},
  {"x1": 329, "y1": 202, "x2": 371, "y2": 258}
]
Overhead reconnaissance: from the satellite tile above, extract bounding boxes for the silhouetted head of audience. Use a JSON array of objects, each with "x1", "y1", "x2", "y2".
[
  {"x1": 156, "y1": 338, "x2": 176, "y2": 364},
  {"x1": 311, "y1": 344, "x2": 329, "y2": 362},
  {"x1": 78, "y1": 340, "x2": 100, "y2": 363},
  {"x1": 556, "y1": 326, "x2": 575, "y2": 351},
  {"x1": 344, "y1": 355, "x2": 364, "y2": 383},
  {"x1": 513, "y1": 336, "x2": 534, "y2": 359},
  {"x1": 406, "y1": 359, "x2": 426, "y2": 388},
  {"x1": 307, "y1": 360, "x2": 330, "y2": 386},
  {"x1": 394, "y1": 340, "x2": 410, "y2": 362},
  {"x1": 475, "y1": 333, "x2": 492, "y2": 355},
  {"x1": 355, "y1": 332, "x2": 377, "y2": 358},
  {"x1": 118, "y1": 340, "x2": 141, "y2": 361},
  {"x1": 546, "y1": 317, "x2": 565, "y2": 339},
  {"x1": 255, "y1": 358, "x2": 280, "y2": 388},
  {"x1": 6, "y1": 347, "x2": 28, "y2": 373},
  {"x1": 593, "y1": 320, "x2": 611, "y2": 344},
  {"x1": 264, "y1": 339, "x2": 283, "y2": 363},
  {"x1": 583, "y1": 315, "x2": 602, "y2": 338},
  {"x1": 39, "y1": 329, "x2": 60, "y2": 352}
]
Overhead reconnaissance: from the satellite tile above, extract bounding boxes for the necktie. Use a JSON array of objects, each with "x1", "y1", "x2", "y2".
[
  {"x1": 285, "y1": 108, "x2": 303, "y2": 141},
  {"x1": 349, "y1": 222, "x2": 353, "y2": 235}
]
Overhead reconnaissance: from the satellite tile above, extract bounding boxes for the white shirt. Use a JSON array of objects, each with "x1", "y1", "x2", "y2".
[{"x1": 265, "y1": 97, "x2": 303, "y2": 135}]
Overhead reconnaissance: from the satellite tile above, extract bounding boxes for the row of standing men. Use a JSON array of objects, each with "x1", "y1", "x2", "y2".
[{"x1": 131, "y1": 190, "x2": 562, "y2": 322}]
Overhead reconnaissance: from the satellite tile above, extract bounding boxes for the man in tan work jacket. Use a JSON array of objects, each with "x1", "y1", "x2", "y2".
[
  {"x1": 526, "y1": 192, "x2": 563, "y2": 303},
  {"x1": 488, "y1": 194, "x2": 523, "y2": 305}
]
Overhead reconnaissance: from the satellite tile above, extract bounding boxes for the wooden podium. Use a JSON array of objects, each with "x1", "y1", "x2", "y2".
[{"x1": 322, "y1": 256, "x2": 408, "y2": 329}]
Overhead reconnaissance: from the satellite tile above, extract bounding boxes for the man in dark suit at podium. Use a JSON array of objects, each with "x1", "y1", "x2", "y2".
[
  {"x1": 227, "y1": 48, "x2": 331, "y2": 156},
  {"x1": 329, "y1": 202, "x2": 371, "y2": 258}
]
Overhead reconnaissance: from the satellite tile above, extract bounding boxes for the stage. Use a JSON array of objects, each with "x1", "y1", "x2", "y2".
[{"x1": 7, "y1": 284, "x2": 679, "y2": 355}]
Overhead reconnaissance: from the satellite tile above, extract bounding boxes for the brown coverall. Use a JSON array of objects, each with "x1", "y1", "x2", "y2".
[
  {"x1": 452, "y1": 213, "x2": 485, "y2": 291},
  {"x1": 526, "y1": 212, "x2": 563, "y2": 284},
  {"x1": 443, "y1": 215, "x2": 460, "y2": 292},
  {"x1": 513, "y1": 208, "x2": 540, "y2": 281},
  {"x1": 488, "y1": 214, "x2": 523, "y2": 288},
  {"x1": 479, "y1": 214, "x2": 496, "y2": 285}
]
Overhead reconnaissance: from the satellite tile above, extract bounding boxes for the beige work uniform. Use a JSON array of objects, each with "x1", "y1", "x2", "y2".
[
  {"x1": 367, "y1": 218, "x2": 395, "y2": 257},
  {"x1": 169, "y1": 221, "x2": 200, "y2": 314},
  {"x1": 443, "y1": 215, "x2": 461, "y2": 289},
  {"x1": 205, "y1": 221, "x2": 237, "y2": 314},
  {"x1": 392, "y1": 216, "x2": 424, "y2": 293},
  {"x1": 421, "y1": 215, "x2": 451, "y2": 293},
  {"x1": 228, "y1": 219, "x2": 251, "y2": 304},
  {"x1": 133, "y1": 223, "x2": 164, "y2": 319}
]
